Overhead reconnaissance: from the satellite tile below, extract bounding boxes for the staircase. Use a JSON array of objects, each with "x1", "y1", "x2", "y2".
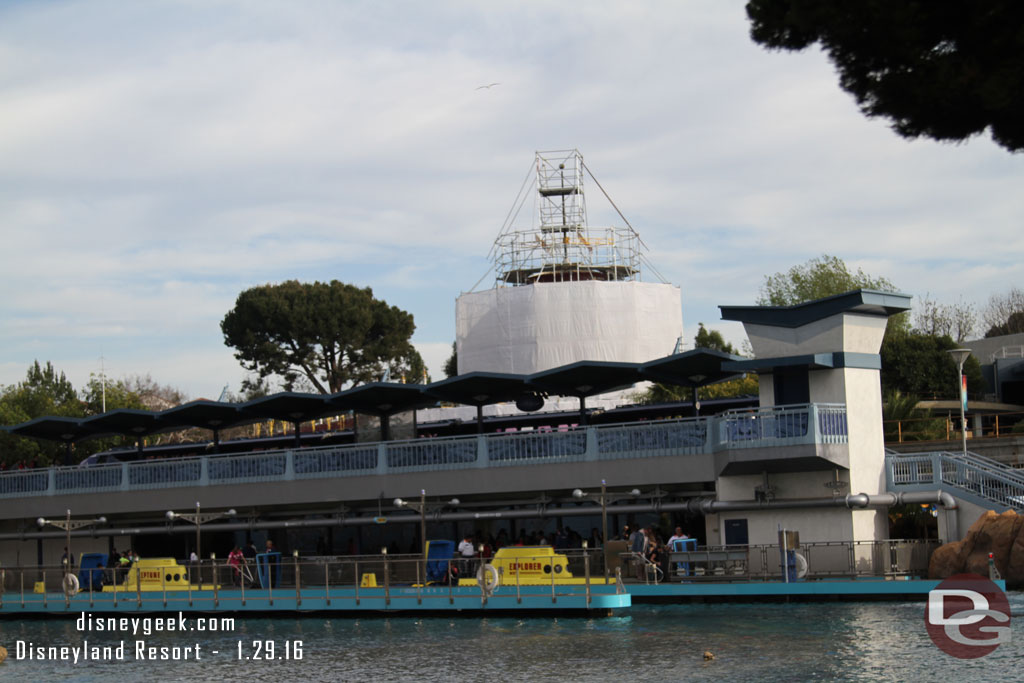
[{"x1": 886, "y1": 448, "x2": 1024, "y2": 512}]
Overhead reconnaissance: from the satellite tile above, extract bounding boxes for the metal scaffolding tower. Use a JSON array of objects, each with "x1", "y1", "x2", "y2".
[{"x1": 490, "y1": 150, "x2": 642, "y2": 286}]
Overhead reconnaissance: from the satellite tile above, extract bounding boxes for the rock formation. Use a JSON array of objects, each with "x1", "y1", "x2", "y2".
[{"x1": 929, "y1": 509, "x2": 1024, "y2": 587}]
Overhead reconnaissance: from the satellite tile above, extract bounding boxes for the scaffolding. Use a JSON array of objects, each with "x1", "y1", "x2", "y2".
[{"x1": 490, "y1": 150, "x2": 642, "y2": 286}]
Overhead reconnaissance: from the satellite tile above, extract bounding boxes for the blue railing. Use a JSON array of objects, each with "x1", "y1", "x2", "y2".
[
  {"x1": 887, "y1": 450, "x2": 1024, "y2": 511},
  {"x1": 0, "y1": 404, "x2": 847, "y2": 500}
]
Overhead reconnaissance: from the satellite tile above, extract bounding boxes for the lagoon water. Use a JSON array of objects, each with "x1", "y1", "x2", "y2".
[{"x1": 2, "y1": 598, "x2": 1022, "y2": 681}]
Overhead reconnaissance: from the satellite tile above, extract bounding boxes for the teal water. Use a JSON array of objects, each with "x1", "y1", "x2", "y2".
[{"x1": 2, "y1": 598, "x2": 1022, "y2": 681}]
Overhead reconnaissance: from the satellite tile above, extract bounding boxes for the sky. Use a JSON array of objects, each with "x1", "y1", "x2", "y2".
[{"x1": 1, "y1": 0, "x2": 1022, "y2": 401}]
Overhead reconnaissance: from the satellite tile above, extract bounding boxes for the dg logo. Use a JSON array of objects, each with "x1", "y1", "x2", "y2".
[{"x1": 925, "y1": 573, "x2": 1011, "y2": 659}]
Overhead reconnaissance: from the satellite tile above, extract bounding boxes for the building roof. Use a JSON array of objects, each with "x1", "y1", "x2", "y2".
[
  {"x1": 640, "y1": 349, "x2": 743, "y2": 387},
  {"x1": 719, "y1": 289, "x2": 912, "y2": 329},
  {"x1": 423, "y1": 372, "x2": 531, "y2": 406},
  {"x1": 328, "y1": 382, "x2": 436, "y2": 416},
  {"x1": 529, "y1": 361, "x2": 643, "y2": 397}
]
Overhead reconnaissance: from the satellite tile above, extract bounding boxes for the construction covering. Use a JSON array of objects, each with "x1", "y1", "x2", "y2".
[{"x1": 456, "y1": 280, "x2": 682, "y2": 375}]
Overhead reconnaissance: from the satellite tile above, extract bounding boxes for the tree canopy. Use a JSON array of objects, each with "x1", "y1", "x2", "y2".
[
  {"x1": 443, "y1": 342, "x2": 458, "y2": 378},
  {"x1": 912, "y1": 294, "x2": 976, "y2": 343},
  {"x1": 982, "y1": 287, "x2": 1024, "y2": 337},
  {"x1": 638, "y1": 324, "x2": 756, "y2": 404},
  {"x1": 758, "y1": 254, "x2": 909, "y2": 334},
  {"x1": 758, "y1": 254, "x2": 897, "y2": 306},
  {"x1": 0, "y1": 361, "x2": 157, "y2": 466},
  {"x1": 221, "y1": 280, "x2": 423, "y2": 394},
  {"x1": 694, "y1": 323, "x2": 737, "y2": 355},
  {"x1": 746, "y1": 0, "x2": 1024, "y2": 152},
  {"x1": 880, "y1": 331, "x2": 983, "y2": 399}
]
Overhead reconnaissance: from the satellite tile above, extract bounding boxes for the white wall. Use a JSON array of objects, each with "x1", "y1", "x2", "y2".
[{"x1": 456, "y1": 280, "x2": 682, "y2": 375}]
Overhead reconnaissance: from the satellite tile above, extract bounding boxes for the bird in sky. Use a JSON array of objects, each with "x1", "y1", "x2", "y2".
[{"x1": 475, "y1": 82, "x2": 501, "y2": 90}]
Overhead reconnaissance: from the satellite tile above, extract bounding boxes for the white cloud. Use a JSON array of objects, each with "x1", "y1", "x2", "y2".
[{"x1": 1, "y1": 0, "x2": 1022, "y2": 400}]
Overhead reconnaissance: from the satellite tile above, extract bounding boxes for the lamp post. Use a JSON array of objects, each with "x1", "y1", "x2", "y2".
[
  {"x1": 572, "y1": 481, "x2": 640, "y2": 580},
  {"x1": 394, "y1": 491, "x2": 460, "y2": 582},
  {"x1": 36, "y1": 510, "x2": 107, "y2": 581},
  {"x1": 166, "y1": 502, "x2": 236, "y2": 589},
  {"x1": 948, "y1": 349, "x2": 972, "y2": 457}
]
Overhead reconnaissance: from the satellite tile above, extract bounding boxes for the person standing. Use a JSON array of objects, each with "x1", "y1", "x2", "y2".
[
  {"x1": 227, "y1": 546, "x2": 245, "y2": 585},
  {"x1": 667, "y1": 526, "x2": 689, "y2": 549},
  {"x1": 457, "y1": 533, "x2": 476, "y2": 576},
  {"x1": 630, "y1": 526, "x2": 649, "y2": 579}
]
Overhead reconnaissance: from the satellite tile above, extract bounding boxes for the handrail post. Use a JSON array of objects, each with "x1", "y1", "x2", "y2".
[
  {"x1": 324, "y1": 560, "x2": 330, "y2": 606},
  {"x1": 550, "y1": 551, "x2": 556, "y2": 603},
  {"x1": 584, "y1": 550, "x2": 591, "y2": 606},
  {"x1": 477, "y1": 433, "x2": 490, "y2": 468},
  {"x1": 294, "y1": 554, "x2": 300, "y2": 607},
  {"x1": 585, "y1": 426, "x2": 598, "y2": 461},
  {"x1": 285, "y1": 450, "x2": 295, "y2": 481},
  {"x1": 354, "y1": 560, "x2": 360, "y2": 606},
  {"x1": 416, "y1": 561, "x2": 422, "y2": 605}
]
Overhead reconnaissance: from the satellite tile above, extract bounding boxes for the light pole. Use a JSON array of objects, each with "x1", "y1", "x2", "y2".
[
  {"x1": 948, "y1": 349, "x2": 972, "y2": 457},
  {"x1": 394, "y1": 491, "x2": 460, "y2": 582},
  {"x1": 573, "y1": 481, "x2": 640, "y2": 580},
  {"x1": 37, "y1": 510, "x2": 107, "y2": 584},
  {"x1": 166, "y1": 502, "x2": 236, "y2": 589}
]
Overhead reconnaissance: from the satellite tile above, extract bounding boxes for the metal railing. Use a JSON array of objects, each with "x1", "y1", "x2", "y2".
[
  {"x1": 667, "y1": 539, "x2": 938, "y2": 581},
  {"x1": 884, "y1": 410, "x2": 1024, "y2": 444},
  {"x1": 887, "y1": 450, "x2": 1024, "y2": 510},
  {"x1": 0, "y1": 549, "x2": 619, "y2": 611},
  {"x1": 0, "y1": 404, "x2": 848, "y2": 500}
]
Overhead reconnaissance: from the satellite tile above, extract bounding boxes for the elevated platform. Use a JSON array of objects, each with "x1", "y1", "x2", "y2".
[{"x1": 0, "y1": 405, "x2": 848, "y2": 521}]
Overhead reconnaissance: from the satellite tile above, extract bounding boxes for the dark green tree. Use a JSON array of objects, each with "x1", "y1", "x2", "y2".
[
  {"x1": 746, "y1": 1, "x2": 1024, "y2": 152},
  {"x1": 0, "y1": 361, "x2": 85, "y2": 466},
  {"x1": 388, "y1": 348, "x2": 429, "y2": 385},
  {"x1": 221, "y1": 280, "x2": 419, "y2": 394},
  {"x1": 443, "y1": 342, "x2": 458, "y2": 378},
  {"x1": 880, "y1": 331, "x2": 983, "y2": 399},
  {"x1": 640, "y1": 325, "x2": 755, "y2": 404},
  {"x1": 694, "y1": 323, "x2": 737, "y2": 354}
]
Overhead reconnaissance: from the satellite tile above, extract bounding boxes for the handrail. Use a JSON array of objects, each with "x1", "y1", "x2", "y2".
[
  {"x1": 887, "y1": 450, "x2": 1024, "y2": 510},
  {"x1": 0, "y1": 404, "x2": 848, "y2": 500}
]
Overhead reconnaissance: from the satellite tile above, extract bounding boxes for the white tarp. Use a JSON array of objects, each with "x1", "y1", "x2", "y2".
[{"x1": 456, "y1": 280, "x2": 683, "y2": 375}]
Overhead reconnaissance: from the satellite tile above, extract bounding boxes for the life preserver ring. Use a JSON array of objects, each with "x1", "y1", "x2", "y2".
[
  {"x1": 476, "y1": 564, "x2": 500, "y2": 594},
  {"x1": 794, "y1": 552, "x2": 808, "y2": 579},
  {"x1": 63, "y1": 573, "x2": 80, "y2": 596}
]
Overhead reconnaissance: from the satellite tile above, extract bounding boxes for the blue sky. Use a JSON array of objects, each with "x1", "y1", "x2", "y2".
[{"x1": 2, "y1": 1, "x2": 1022, "y2": 400}]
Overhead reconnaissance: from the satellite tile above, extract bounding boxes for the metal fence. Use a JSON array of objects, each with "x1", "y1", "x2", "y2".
[
  {"x1": 675, "y1": 539, "x2": 939, "y2": 581},
  {"x1": 0, "y1": 549, "x2": 619, "y2": 611},
  {"x1": 0, "y1": 404, "x2": 848, "y2": 500}
]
